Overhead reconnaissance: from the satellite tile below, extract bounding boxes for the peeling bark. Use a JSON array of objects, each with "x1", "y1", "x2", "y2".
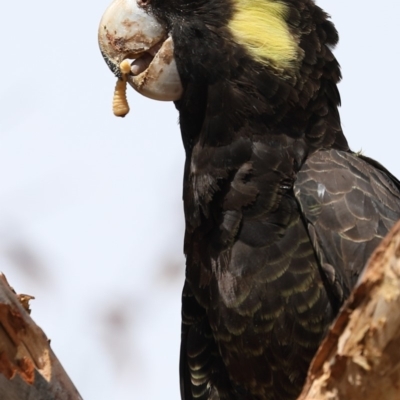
[
  {"x1": 298, "y1": 220, "x2": 400, "y2": 400},
  {"x1": 0, "y1": 274, "x2": 82, "y2": 400}
]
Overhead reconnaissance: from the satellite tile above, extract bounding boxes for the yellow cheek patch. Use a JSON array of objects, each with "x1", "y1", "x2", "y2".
[
  {"x1": 229, "y1": 0, "x2": 299, "y2": 71},
  {"x1": 112, "y1": 60, "x2": 131, "y2": 117}
]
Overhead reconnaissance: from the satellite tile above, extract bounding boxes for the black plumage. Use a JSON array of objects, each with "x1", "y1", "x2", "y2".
[
  {"x1": 152, "y1": 1, "x2": 400, "y2": 399},
  {"x1": 166, "y1": 2, "x2": 400, "y2": 399},
  {"x1": 102, "y1": 0, "x2": 400, "y2": 398}
]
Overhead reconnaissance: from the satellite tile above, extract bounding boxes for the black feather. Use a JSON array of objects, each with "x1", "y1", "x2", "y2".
[{"x1": 142, "y1": 0, "x2": 400, "y2": 399}]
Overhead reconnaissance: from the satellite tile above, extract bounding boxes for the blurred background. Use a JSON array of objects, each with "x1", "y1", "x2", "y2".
[{"x1": 0, "y1": 1, "x2": 399, "y2": 399}]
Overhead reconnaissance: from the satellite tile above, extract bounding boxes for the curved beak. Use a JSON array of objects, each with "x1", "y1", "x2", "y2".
[{"x1": 98, "y1": 0, "x2": 183, "y2": 101}]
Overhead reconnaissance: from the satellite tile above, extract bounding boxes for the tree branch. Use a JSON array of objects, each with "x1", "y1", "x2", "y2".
[{"x1": 0, "y1": 274, "x2": 82, "y2": 400}]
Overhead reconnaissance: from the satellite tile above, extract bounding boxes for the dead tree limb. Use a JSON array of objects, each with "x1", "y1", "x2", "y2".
[
  {"x1": 298, "y1": 220, "x2": 400, "y2": 400},
  {"x1": 0, "y1": 274, "x2": 82, "y2": 400}
]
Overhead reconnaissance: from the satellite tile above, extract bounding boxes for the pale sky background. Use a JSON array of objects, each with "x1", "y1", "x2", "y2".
[{"x1": 0, "y1": 1, "x2": 399, "y2": 399}]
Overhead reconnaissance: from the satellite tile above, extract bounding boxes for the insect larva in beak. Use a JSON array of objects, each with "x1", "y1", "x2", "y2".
[
  {"x1": 120, "y1": 59, "x2": 131, "y2": 75},
  {"x1": 113, "y1": 79, "x2": 129, "y2": 117},
  {"x1": 112, "y1": 60, "x2": 132, "y2": 117}
]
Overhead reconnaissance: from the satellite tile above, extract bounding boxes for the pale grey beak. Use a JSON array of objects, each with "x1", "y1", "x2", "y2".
[{"x1": 98, "y1": 0, "x2": 183, "y2": 101}]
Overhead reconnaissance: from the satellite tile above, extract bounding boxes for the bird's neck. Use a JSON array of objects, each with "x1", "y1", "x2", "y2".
[
  {"x1": 176, "y1": 72, "x2": 349, "y2": 157},
  {"x1": 175, "y1": 73, "x2": 348, "y2": 235}
]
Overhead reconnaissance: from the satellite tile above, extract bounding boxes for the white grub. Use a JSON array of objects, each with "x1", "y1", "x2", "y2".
[
  {"x1": 112, "y1": 60, "x2": 131, "y2": 117},
  {"x1": 119, "y1": 59, "x2": 131, "y2": 75}
]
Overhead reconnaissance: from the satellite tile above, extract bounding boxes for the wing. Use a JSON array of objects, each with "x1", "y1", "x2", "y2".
[
  {"x1": 294, "y1": 149, "x2": 400, "y2": 308},
  {"x1": 180, "y1": 137, "x2": 343, "y2": 399}
]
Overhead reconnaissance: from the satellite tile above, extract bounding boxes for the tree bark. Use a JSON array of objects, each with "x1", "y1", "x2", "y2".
[
  {"x1": 0, "y1": 274, "x2": 82, "y2": 400},
  {"x1": 298, "y1": 220, "x2": 400, "y2": 400}
]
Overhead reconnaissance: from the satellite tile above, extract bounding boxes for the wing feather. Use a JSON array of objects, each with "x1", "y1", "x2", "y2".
[{"x1": 294, "y1": 149, "x2": 400, "y2": 307}]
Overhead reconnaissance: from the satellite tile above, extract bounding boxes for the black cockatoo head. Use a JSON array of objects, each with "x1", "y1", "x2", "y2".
[
  {"x1": 99, "y1": 0, "x2": 339, "y2": 97},
  {"x1": 99, "y1": 0, "x2": 346, "y2": 151}
]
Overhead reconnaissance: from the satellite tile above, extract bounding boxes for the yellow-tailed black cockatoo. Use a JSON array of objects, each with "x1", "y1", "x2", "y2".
[{"x1": 98, "y1": 1, "x2": 400, "y2": 398}]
